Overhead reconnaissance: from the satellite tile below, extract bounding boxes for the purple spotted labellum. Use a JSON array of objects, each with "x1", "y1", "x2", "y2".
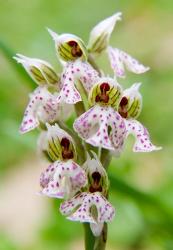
[
  {"x1": 40, "y1": 160, "x2": 87, "y2": 199},
  {"x1": 20, "y1": 86, "x2": 62, "y2": 134},
  {"x1": 108, "y1": 46, "x2": 150, "y2": 78},
  {"x1": 57, "y1": 59, "x2": 99, "y2": 104},
  {"x1": 60, "y1": 192, "x2": 115, "y2": 236},
  {"x1": 74, "y1": 78, "x2": 126, "y2": 154}
]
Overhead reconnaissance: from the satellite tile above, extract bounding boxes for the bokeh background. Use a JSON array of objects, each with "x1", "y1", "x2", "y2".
[{"x1": 0, "y1": 0, "x2": 173, "y2": 249}]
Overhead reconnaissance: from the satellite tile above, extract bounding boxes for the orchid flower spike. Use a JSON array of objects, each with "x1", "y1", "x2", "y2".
[
  {"x1": 20, "y1": 87, "x2": 62, "y2": 134},
  {"x1": 108, "y1": 46, "x2": 150, "y2": 78},
  {"x1": 88, "y1": 12, "x2": 122, "y2": 55},
  {"x1": 73, "y1": 77, "x2": 126, "y2": 153},
  {"x1": 57, "y1": 59, "x2": 99, "y2": 104},
  {"x1": 47, "y1": 28, "x2": 88, "y2": 64},
  {"x1": 13, "y1": 54, "x2": 60, "y2": 87},
  {"x1": 118, "y1": 83, "x2": 162, "y2": 152}
]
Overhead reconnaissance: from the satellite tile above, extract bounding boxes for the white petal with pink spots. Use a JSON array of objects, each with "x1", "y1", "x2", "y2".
[
  {"x1": 57, "y1": 60, "x2": 99, "y2": 104},
  {"x1": 73, "y1": 105, "x2": 126, "y2": 152},
  {"x1": 20, "y1": 86, "x2": 61, "y2": 134},
  {"x1": 125, "y1": 119, "x2": 162, "y2": 152},
  {"x1": 108, "y1": 47, "x2": 149, "y2": 78},
  {"x1": 60, "y1": 192, "x2": 115, "y2": 226},
  {"x1": 40, "y1": 160, "x2": 87, "y2": 199}
]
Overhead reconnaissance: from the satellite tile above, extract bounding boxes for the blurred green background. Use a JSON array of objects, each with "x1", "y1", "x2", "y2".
[{"x1": 0, "y1": 0, "x2": 173, "y2": 249}]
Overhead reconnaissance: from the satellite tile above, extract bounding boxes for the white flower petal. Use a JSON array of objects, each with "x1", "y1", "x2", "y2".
[
  {"x1": 88, "y1": 13, "x2": 122, "y2": 54},
  {"x1": 108, "y1": 47, "x2": 150, "y2": 78},
  {"x1": 57, "y1": 60, "x2": 99, "y2": 104},
  {"x1": 60, "y1": 192, "x2": 115, "y2": 224},
  {"x1": 73, "y1": 105, "x2": 126, "y2": 152},
  {"x1": 40, "y1": 160, "x2": 87, "y2": 199},
  {"x1": 20, "y1": 87, "x2": 61, "y2": 133},
  {"x1": 125, "y1": 119, "x2": 162, "y2": 152}
]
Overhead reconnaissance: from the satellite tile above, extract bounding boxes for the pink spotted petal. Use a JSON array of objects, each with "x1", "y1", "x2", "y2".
[
  {"x1": 57, "y1": 60, "x2": 99, "y2": 104},
  {"x1": 56, "y1": 83, "x2": 81, "y2": 104},
  {"x1": 60, "y1": 192, "x2": 115, "y2": 225},
  {"x1": 40, "y1": 160, "x2": 87, "y2": 199},
  {"x1": 125, "y1": 119, "x2": 162, "y2": 152},
  {"x1": 108, "y1": 47, "x2": 149, "y2": 78},
  {"x1": 73, "y1": 105, "x2": 126, "y2": 151},
  {"x1": 20, "y1": 87, "x2": 61, "y2": 134}
]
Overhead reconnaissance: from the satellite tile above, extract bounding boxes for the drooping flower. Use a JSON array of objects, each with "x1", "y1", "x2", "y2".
[
  {"x1": 73, "y1": 77, "x2": 126, "y2": 153},
  {"x1": 39, "y1": 123, "x2": 87, "y2": 199},
  {"x1": 13, "y1": 54, "x2": 60, "y2": 88},
  {"x1": 118, "y1": 83, "x2": 161, "y2": 152},
  {"x1": 60, "y1": 153, "x2": 115, "y2": 236},
  {"x1": 20, "y1": 86, "x2": 62, "y2": 134},
  {"x1": 87, "y1": 12, "x2": 122, "y2": 55},
  {"x1": 108, "y1": 46, "x2": 150, "y2": 78}
]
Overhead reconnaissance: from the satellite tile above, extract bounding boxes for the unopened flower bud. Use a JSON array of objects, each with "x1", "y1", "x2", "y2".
[{"x1": 87, "y1": 12, "x2": 122, "y2": 54}]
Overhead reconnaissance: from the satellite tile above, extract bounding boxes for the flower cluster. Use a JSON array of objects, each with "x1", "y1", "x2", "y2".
[{"x1": 15, "y1": 12, "x2": 161, "y2": 237}]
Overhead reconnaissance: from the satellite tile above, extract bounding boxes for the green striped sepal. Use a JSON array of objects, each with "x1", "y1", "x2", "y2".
[
  {"x1": 118, "y1": 83, "x2": 142, "y2": 119},
  {"x1": 45, "y1": 123, "x2": 77, "y2": 162},
  {"x1": 88, "y1": 77, "x2": 122, "y2": 109},
  {"x1": 87, "y1": 12, "x2": 122, "y2": 55},
  {"x1": 13, "y1": 54, "x2": 60, "y2": 88},
  {"x1": 48, "y1": 29, "x2": 88, "y2": 63}
]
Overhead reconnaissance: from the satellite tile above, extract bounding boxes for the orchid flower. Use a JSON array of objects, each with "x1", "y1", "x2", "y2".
[
  {"x1": 60, "y1": 153, "x2": 115, "y2": 236},
  {"x1": 118, "y1": 83, "x2": 161, "y2": 152},
  {"x1": 108, "y1": 46, "x2": 150, "y2": 78},
  {"x1": 74, "y1": 77, "x2": 126, "y2": 153},
  {"x1": 39, "y1": 123, "x2": 87, "y2": 199},
  {"x1": 48, "y1": 29, "x2": 99, "y2": 104}
]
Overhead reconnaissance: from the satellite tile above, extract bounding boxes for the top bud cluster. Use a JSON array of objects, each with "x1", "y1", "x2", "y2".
[{"x1": 14, "y1": 13, "x2": 161, "y2": 237}]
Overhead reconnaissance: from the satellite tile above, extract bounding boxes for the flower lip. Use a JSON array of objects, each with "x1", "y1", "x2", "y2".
[
  {"x1": 119, "y1": 96, "x2": 128, "y2": 118},
  {"x1": 95, "y1": 82, "x2": 110, "y2": 104},
  {"x1": 89, "y1": 77, "x2": 122, "y2": 108},
  {"x1": 60, "y1": 137, "x2": 74, "y2": 160},
  {"x1": 67, "y1": 40, "x2": 83, "y2": 57},
  {"x1": 89, "y1": 171, "x2": 102, "y2": 193}
]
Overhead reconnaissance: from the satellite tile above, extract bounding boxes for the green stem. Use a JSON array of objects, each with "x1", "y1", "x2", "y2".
[
  {"x1": 88, "y1": 54, "x2": 102, "y2": 77},
  {"x1": 83, "y1": 223, "x2": 95, "y2": 250},
  {"x1": 94, "y1": 223, "x2": 107, "y2": 250}
]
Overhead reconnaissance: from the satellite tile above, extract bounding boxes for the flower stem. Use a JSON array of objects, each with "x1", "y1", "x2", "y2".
[
  {"x1": 83, "y1": 223, "x2": 107, "y2": 250},
  {"x1": 83, "y1": 223, "x2": 95, "y2": 250}
]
